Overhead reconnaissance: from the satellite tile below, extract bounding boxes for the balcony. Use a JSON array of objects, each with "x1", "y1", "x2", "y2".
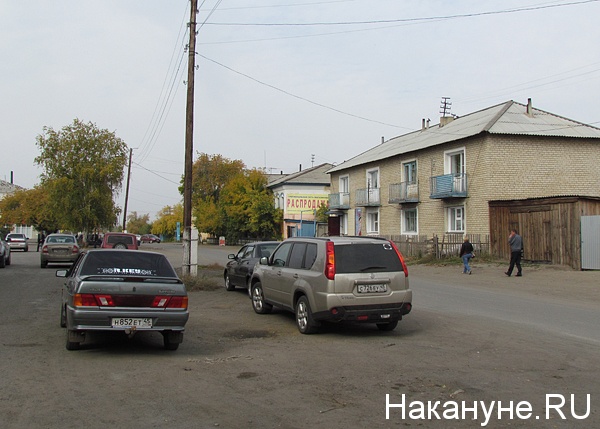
[
  {"x1": 328, "y1": 192, "x2": 350, "y2": 209},
  {"x1": 389, "y1": 181, "x2": 419, "y2": 203},
  {"x1": 355, "y1": 187, "x2": 380, "y2": 206},
  {"x1": 430, "y1": 173, "x2": 468, "y2": 199}
]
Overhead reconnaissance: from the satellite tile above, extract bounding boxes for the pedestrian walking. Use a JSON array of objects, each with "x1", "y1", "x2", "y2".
[
  {"x1": 459, "y1": 235, "x2": 474, "y2": 274},
  {"x1": 505, "y1": 229, "x2": 523, "y2": 277}
]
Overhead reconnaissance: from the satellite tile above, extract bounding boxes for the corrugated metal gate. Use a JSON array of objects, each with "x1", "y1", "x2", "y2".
[{"x1": 581, "y1": 215, "x2": 600, "y2": 270}]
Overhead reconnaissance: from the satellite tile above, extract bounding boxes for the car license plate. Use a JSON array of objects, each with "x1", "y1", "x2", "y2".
[
  {"x1": 111, "y1": 318, "x2": 152, "y2": 328},
  {"x1": 357, "y1": 284, "x2": 387, "y2": 294}
]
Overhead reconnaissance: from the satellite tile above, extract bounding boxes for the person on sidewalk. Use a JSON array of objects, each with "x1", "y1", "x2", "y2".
[
  {"x1": 505, "y1": 229, "x2": 523, "y2": 277},
  {"x1": 459, "y1": 235, "x2": 474, "y2": 274}
]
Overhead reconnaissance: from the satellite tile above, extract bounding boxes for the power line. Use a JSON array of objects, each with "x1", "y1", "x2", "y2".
[
  {"x1": 202, "y1": 0, "x2": 599, "y2": 26},
  {"x1": 198, "y1": 53, "x2": 411, "y2": 130}
]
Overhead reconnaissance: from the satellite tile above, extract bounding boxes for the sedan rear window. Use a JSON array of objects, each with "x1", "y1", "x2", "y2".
[
  {"x1": 334, "y1": 242, "x2": 404, "y2": 273},
  {"x1": 80, "y1": 251, "x2": 178, "y2": 277}
]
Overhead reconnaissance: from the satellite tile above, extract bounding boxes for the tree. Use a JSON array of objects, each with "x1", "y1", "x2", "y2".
[
  {"x1": 152, "y1": 204, "x2": 183, "y2": 239},
  {"x1": 220, "y1": 169, "x2": 282, "y2": 241},
  {"x1": 0, "y1": 184, "x2": 59, "y2": 233},
  {"x1": 34, "y1": 119, "x2": 128, "y2": 234},
  {"x1": 183, "y1": 153, "x2": 245, "y2": 206},
  {"x1": 126, "y1": 212, "x2": 152, "y2": 235}
]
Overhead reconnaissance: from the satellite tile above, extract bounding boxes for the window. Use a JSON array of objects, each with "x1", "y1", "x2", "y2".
[
  {"x1": 403, "y1": 161, "x2": 417, "y2": 183},
  {"x1": 339, "y1": 214, "x2": 348, "y2": 235},
  {"x1": 288, "y1": 243, "x2": 307, "y2": 269},
  {"x1": 272, "y1": 242, "x2": 293, "y2": 267},
  {"x1": 366, "y1": 209, "x2": 379, "y2": 234},
  {"x1": 448, "y1": 206, "x2": 464, "y2": 232},
  {"x1": 402, "y1": 209, "x2": 418, "y2": 234},
  {"x1": 339, "y1": 175, "x2": 349, "y2": 193},
  {"x1": 367, "y1": 169, "x2": 379, "y2": 189}
]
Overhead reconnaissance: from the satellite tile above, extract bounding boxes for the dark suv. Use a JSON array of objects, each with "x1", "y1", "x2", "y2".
[{"x1": 249, "y1": 236, "x2": 412, "y2": 334}]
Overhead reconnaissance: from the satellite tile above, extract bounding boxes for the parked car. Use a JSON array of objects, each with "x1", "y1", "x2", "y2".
[
  {"x1": 140, "y1": 234, "x2": 161, "y2": 244},
  {"x1": 224, "y1": 241, "x2": 280, "y2": 294},
  {"x1": 57, "y1": 249, "x2": 189, "y2": 350},
  {"x1": 5, "y1": 233, "x2": 29, "y2": 252},
  {"x1": 40, "y1": 233, "x2": 80, "y2": 268},
  {"x1": 249, "y1": 236, "x2": 412, "y2": 334},
  {"x1": 0, "y1": 236, "x2": 11, "y2": 268},
  {"x1": 100, "y1": 232, "x2": 139, "y2": 250}
]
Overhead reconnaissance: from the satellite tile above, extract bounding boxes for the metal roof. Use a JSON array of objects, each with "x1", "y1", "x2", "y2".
[
  {"x1": 267, "y1": 163, "x2": 334, "y2": 188},
  {"x1": 328, "y1": 100, "x2": 600, "y2": 173}
]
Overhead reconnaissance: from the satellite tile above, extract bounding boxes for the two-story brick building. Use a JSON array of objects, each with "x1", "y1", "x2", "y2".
[{"x1": 327, "y1": 99, "x2": 600, "y2": 269}]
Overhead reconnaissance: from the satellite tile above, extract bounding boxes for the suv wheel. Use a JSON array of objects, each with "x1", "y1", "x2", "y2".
[
  {"x1": 376, "y1": 321, "x2": 398, "y2": 331},
  {"x1": 295, "y1": 296, "x2": 320, "y2": 334},
  {"x1": 224, "y1": 273, "x2": 235, "y2": 291},
  {"x1": 251, "y1": 282, "x2": 272, "y2": 314},
  {"x1": 113, "y1": 243, "x2": 127, "y2": 249}
]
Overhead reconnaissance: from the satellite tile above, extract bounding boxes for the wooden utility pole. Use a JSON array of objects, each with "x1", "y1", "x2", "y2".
[
  {"x1": 182, "y1": 0, "x2": 197, "y2": 276},
  {"x1": 122, "y1": 147, "x2": 133, "y2": 232}
]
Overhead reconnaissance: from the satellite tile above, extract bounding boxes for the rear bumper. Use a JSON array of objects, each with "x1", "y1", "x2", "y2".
[
  {"x1": 313, "y1": 301, "x2": 412, "y2": 323},
  {"x1": 67, "y1": 307, "x2": 189, "y2": 332}
]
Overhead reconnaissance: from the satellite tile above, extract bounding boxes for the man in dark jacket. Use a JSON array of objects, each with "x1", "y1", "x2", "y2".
[
  {"x1": 459, "y1": 235, "x2": 474, "y2": 274},
  {"x1": 505, "y1": 229, "x2": 523, "y2": 277}
]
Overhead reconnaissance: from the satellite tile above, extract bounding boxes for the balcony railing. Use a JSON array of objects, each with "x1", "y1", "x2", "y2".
[
  {"x1": 389, "y1": 181, "x2": 419, "y2": 203},
  {"x1": 430, "y1": 173, "x2": 468, "y2": 198},
  {"x1": 355, "y1": 187, "x2": 380, "y2": 206},
  {"x1": 328, "y1": 192, "x2": 350, "y2": 209}
]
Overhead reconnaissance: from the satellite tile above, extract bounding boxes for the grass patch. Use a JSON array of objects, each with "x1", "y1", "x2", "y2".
[{"x1": 177, "y1": 264, "x2": 224, "y2": 291}]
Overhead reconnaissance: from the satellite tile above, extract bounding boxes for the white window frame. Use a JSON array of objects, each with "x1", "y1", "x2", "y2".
[
  {"x1": 402, "y1": 208, "x2": 418, "y2": 235},
  {"x1": 339, "y1": 175, "x2": 349, "y2": 193},
  {"x1": 447, "y1": 206, "x2": 465, "y2": 233},
  {"x1": 366, "y1": 208, "x2": 379, "y2": 235},
  {"x1": 339, "y1": 214, "x2": 348, "y2": 235},
  {"x1": 444, "y1": 148, "x2": 465, "y2": 175},
  {"x1": 366, "y1": 168, "x2": 380, "y2": 189}
]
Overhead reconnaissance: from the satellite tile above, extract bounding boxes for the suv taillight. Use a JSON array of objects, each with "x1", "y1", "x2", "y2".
[
  {"x1": 389, "y1": 240, "x2": 408, "y2": 277},
  {"x1": 325, "y1": 241, "x2": 335, "y2": 280}
]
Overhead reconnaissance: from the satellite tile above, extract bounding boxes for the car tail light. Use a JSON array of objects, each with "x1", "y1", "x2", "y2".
[
  {"x1": 72, "y1": 245, "x2": 79, "y2": 254},
  {"x1": 152, "y1": 296, "x2": 188, "y2": 309},
  {"x1": 41, "y1": 245, "x2": 48, "y2": 253},
  {"x1": 74, "y1": 294, "x2": 114, "y2": 307},
  {"x1": 325, "y1": 241, "x2": 335, "y2": 280},
  {"x1": 389, "y1": 240, "x2": 408, "y2": 277}
]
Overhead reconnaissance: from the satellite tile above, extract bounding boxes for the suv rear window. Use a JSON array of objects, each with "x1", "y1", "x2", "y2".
[
  {"x1": 334, "y1": 242, "x2": 404, "y2": 273},
  {"x1": 107, "y1": 235, "x2": 134, "y2": 245}
]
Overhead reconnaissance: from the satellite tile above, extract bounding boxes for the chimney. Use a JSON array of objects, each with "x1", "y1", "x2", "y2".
[
  {"x1": 440, "y1": 116, "x2": 454, "y2": 127},
  {"x1": 526, "y1": 98, "x2": 533, "y2": 117},
  {"x1": 299, "y1": 164, "x2": 302, "y2": 172},
  {"x1": 381, "y1": 136, "x2": 384, "y2": 144},
  {"x1": 422, "y1": 118, "x2": 426, "y2": 130}
]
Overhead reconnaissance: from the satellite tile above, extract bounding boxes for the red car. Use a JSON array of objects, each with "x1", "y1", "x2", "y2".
[{"x1": 141, "y1": 234, "x2": 161, "y2": 244}]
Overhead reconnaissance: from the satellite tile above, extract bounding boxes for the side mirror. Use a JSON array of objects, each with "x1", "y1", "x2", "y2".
[
  {"x1": 55, "y1": 270, "x2": 68, "y2": 278},
  {"x1": 228, "y1": 254, "x2": 236, "y2": 260},
  {"x1": 259, "y1": 256, "x2": 269, "y2": 265}
]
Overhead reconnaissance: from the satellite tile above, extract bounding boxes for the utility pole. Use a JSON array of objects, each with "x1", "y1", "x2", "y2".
[
  {"x1": 122, "y1": 147, "x2": 133, "y2": 232},
  {"x1": 182, "y1": 0, "x2": 197, "y2": 276}
]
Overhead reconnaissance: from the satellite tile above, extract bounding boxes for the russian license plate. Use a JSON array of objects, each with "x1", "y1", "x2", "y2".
[
  {"x1": 357, "y1": 284, "x2": 388, "y2": 294},
  {"x1": 111, "y1": 318, "x2": 152, "y2": 328}
]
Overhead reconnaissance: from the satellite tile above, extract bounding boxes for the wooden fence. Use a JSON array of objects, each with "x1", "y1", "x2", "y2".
[{"x1": 384, "y1": 234, "x2": 490, "y2": 258}]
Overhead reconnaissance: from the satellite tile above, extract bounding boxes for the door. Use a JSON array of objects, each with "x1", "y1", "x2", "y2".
[{"x1": 581, "y1": 216, "x2": 600, "y2": 270}]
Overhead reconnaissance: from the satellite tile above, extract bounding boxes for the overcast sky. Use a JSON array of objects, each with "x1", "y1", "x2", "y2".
[{"x1": 2, "y1": 0, "x2": 599, "y2": 220}]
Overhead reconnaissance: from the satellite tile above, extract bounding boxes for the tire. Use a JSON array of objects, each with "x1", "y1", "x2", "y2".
[
  {"x1": 376, "y1": 321, "x2": 399, "y2": 331},
  {"x1": 163, "y1": 332, "x2": 181, "y2": 351},
  {"x1": 65, "y1": 330, "x2": 81, "y2": 351},
  {"x1": 41, "y1": 259, "x2": 48, "y2": 268},
  {"x1": 251, "y1": 282, "x2": 272, "y2": 314},
  {"x1": 60, "y1": 304, "x2": 67, "y2": 328},
  {"x1": 24, "y1": 246, "x2": 28, "y2": 252},
  {"x1": 224, "y1": 273, "x2": 235, "y2": 291},
  {"x1": 6, "y1": 253, "x2": 11, "y2": 265},
  {"x1": 0, "y1": 255, "x2": 5, "y2": 268},
  {"x1": 295, "y1": 295, "x2": 320, "y2": 334},
  {"x1": 113, "y1": 243, "x2": 127, "y2": 249}
]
